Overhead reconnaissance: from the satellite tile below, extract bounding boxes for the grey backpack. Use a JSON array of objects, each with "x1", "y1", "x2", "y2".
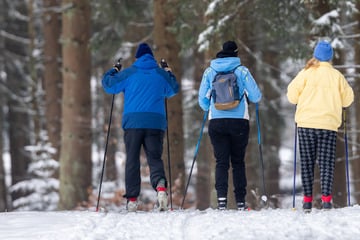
[{"x1": 211, "y1": 66, "x2": 243, "y2": 110}]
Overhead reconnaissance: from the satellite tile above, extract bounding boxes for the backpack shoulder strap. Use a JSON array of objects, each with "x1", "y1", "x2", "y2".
[
  {"x1": 233, "y1": 65, "x2": 248, "y2": 103},
  {"x1": 232, "y1": 64, "x2": 242, "y2": 73}
]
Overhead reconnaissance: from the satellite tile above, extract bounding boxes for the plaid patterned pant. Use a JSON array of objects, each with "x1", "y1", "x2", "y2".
[{"x1": 298, "y1": 127, "x2": 337, "y2": 197}]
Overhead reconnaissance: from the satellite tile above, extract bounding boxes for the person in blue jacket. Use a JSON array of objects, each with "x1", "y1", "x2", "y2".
[
  {"x1": 102, "y1": 43, "x2": 179, "y2": 212},
  {"x1": 198, "y1": 41, "x2": 262, "y2": 210}
]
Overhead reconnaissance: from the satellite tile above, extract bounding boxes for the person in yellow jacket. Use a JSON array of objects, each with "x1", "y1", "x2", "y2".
[{"x1": 287, "y1": 40, "x2": 354, "y2": 212}]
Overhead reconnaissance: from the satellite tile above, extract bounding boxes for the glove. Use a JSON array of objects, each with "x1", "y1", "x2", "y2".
[
  {"x1": 160, "y1": 58, "x2": 168, "y2": 68},
  {"x1": 113, "y1": 58, "x2": 122, "y2": 72},
  {"x1": 160, "y1": 58, "x2": 172, "y2": 72}
]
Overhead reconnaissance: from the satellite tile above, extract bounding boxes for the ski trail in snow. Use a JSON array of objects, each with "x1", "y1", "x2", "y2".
[
  {"x1": 163, "y1": 210, "x2": 191, "y2": 240},
  {"x1": 81, "y1": 212, "x2": 120, "y2": 240},
  {"x1": 2, "y1": 207, "x2": 360, "y2": 240},
  {"x1": 172, "y1": 209, "x2": 208, "y2": 240},
  {"x1": 298, "y1": 208, "x2": 359, "y2": 240}
]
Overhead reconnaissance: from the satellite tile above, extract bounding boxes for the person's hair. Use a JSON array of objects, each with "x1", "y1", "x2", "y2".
[{"x1": 305, "y1": 57, "x2": 320, "y2": 69}]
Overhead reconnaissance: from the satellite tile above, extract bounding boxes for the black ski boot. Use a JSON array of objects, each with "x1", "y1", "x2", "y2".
[
  {"x1": 217, "y1": 198, "x2": 227, "y2": 210},
  {"x1": 237, "y1": 202, "x2": 249, "y2": 211},
  {"x1": 303, "y1": 202, "x2": 312, "y2": 213}
]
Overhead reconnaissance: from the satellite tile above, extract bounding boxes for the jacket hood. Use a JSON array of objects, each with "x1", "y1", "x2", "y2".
[
  {"x1": 133, "y1": 54, "x2": 158, "y2": 69},
  {"x1": 210, "y1": 57, "x2": 241, "y2": 72}
]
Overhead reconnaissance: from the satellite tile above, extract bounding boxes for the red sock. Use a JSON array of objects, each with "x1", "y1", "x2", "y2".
[
  {"x1": 156, "y1": 187, "x2": 166, "y2": 192},
  {"x1": 303, "y1": 196, "x2": 313, "y2": 203},
  {"x1": 321, "y1": 195, "x2": 332, "y2": 202}
]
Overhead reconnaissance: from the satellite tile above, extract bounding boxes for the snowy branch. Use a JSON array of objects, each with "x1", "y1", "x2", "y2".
[
  {"x1": 333, "y1": 65, "x2": 360, "y2": 69},
  {"x1": 237, "y1": 40, "x2": 295, "y2": 81},
  {"x1": 0, "y1": 30, "x2": 30, "y2": 45},
  {"x1": 313, "y1": 10, "x2": 339, "y2": 26},
  {"x1": 32, "y1": 3, "x2": 74, "y2": 15},
  {"x1": 337, "y1": 33, "x2": 360, "y2": 39},
  {"x1": 128, "y1": 21, "x2": 153, "y2": 27}
]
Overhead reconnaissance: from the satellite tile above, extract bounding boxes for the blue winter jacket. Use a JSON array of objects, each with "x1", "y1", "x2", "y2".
[
  {"x1": 102, "y1": 54, "x2": 179, "y2": 130},
  {"x1": 198, "y1": 57, "x2": 262, "y2": 120}
]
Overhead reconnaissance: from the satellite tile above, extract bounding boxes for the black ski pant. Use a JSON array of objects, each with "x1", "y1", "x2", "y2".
[
  {"x1": 123, "y1": 129, "x2": 166, "y2": 199},
  {"x1": 208, "y1": 118, "x2": 249, "y2": 203}
]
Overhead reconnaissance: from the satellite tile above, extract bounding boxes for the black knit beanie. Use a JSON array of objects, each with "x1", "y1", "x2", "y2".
[{"x1": 216, "y1": 41, "x2": 238, "y2": 58}]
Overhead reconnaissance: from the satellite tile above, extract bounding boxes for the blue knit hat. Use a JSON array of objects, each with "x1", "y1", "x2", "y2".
[
  {"x1": 313, "y1": 41, "x2": 333, "y2": 61},
  {"x1": 135, "y1": 43, "x2": 154, "y2": 58}
]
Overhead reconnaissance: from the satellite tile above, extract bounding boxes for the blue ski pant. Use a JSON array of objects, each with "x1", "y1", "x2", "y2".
[
  {"x1": 298, "y1": 127, "x2": 336, "y2": 197},
  {"x1": 123, "y1": 129, "x2": 167, "y2": 199},
  {"x1": 208, "y1": 118, "x2": 249, "y2": 203}
]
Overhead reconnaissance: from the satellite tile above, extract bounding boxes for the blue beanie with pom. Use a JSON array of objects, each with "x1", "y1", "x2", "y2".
[
  {"x1": 135, "y1": 43, "x2": 154, "y2": 58},
  {"x1": 313, "y1": 41, "x2": 333, "y2": 61}
]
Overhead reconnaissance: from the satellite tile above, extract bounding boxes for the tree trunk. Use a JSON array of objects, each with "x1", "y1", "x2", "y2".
[
  {"x1": 258, "y1": 49, "x2": 282, "y2": 208},
  {"x1": 4, "y1": 0, "x2": 32, "y2": 208},
  {"x1": 0, "y1": 151, "x2": 5, "y2": 211},
  {"x1": 351, "y1": 0, "x2": 360, "y2": 204},
  {"x1": 43, "y1": 0, "x2": 62, "y2": 163},
  {"x1": 0, "y1": 0, "x2": 7, "y2": 211},
  {"x1": 0, "y1": 95, "x2": 5, "y2": 211},
  {"x1": 153, "y1": 0, "x2": 186, "y2": 206},
  {"x1": 104, "y1": 93, "x2": 118, "y2": 182},
  {"x1": 235, "y1": 5, "x2": 259, "y2": 210},
  {"x1": 331, "y1": 4, "x2": 348, "y2": 208},
  {"x1": 28, "y1": 0, "x2": 42, "y2": 145},
  {"x1": 193, "y1": 51, "x2": 211, "y2": 210},
  {"x1": 58, "y1": 0, "x2": 92, "y2": 210}
]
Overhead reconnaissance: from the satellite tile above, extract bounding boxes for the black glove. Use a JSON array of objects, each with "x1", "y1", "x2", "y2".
[
  {"x1": 160, "y1": 58, "x2": 172, "y2": 72},
  {"x1": 160, "y1": 58, "x2": 168, "y2": 68},
  {"x1": 114, "y1": 58, "x2": 122, "y2": 72}
]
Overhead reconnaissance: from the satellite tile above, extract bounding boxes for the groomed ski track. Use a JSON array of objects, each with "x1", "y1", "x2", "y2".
[{"x1": 2, "y1": 205, "x2": 360, "y2": 240}]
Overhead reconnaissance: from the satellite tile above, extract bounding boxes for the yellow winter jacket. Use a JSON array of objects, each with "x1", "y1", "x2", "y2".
[{"x1": 287, "y1": 62, "x2": 354, "y2": 132}]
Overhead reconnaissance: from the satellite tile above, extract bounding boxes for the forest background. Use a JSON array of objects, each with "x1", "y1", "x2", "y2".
[{"x1": 0, "y1": 0, "x2": 359, "y2": 212}]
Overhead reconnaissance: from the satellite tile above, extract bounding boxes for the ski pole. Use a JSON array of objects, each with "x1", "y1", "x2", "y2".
[
  {"x1": 160, "y1": 59, "x2": 173, "y2": 210},
  {"x1": 292, "y1": 122, "x2": 298, "y2": 209},
  {"x1": 96, "y1": 58, "x2": 122, "y2": 212},
  {"x1": 343, "y1": 108, "x2": 351, "y2": 206},
  {"x1": 181, "y1": 109, "x2": 209, "y2": 209},
  {"x1": 255, "y1": 103, "x2": 267, "y2": 203},
  {"x1": 165, "y1": 99, "x2": 173, "y2": 210},
  {"x1": 96, "y1": 94, "x2": 115, "y2": 212}
]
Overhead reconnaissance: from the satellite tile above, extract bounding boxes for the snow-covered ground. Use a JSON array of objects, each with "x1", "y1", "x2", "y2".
[{"x1": 1, "y1": 205, "x2": 360, "y2": 240}]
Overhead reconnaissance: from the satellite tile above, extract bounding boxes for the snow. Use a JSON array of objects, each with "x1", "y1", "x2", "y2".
[
  {"x1": 1, "y1": 206, "x2": 360, "y2": 240},
  {"x1": 197, "y1": 26, "x2": 213, "y2": 52},
  {"x1": 313, "y1": 10, "x2": 339, "y2": 26},
  {"x1": 205, "y1": 0, "x2": 222, "y2": 16}
]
